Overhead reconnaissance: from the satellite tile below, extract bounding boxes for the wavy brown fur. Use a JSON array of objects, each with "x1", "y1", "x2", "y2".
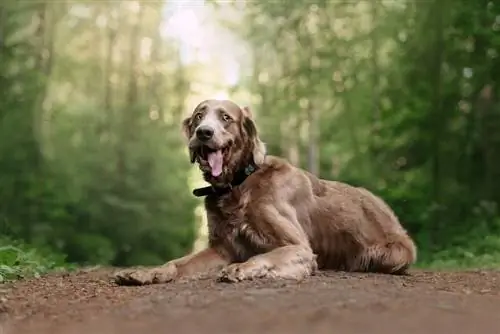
[{"x1": 114, "y1": 99, "x2": 417, "y2": 285}]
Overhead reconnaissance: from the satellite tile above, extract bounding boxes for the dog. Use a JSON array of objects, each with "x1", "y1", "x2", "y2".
[{"x1": 114, "y1": 99, "x2": 417, "y2": 285}]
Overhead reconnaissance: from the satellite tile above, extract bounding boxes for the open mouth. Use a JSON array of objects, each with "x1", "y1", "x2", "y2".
[{"x1": 194, "y1": 145, "x2": 230, "y2": 177}]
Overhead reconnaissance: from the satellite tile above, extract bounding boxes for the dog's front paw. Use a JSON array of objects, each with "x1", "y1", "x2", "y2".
[
  {"x1": 217, "y1": 261, "x2": 270, "y2": 283},
  {"x1": 114, "y1": 262, "x2": 177, "y2": 286}
]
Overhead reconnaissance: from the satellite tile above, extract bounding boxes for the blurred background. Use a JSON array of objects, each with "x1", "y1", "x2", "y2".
[{"x1": 1, "y1": 0, "x2": 499, "y2": 280}]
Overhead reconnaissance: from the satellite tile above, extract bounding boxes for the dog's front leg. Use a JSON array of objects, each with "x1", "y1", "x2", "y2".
[
  {"x1": 218, "y1": 245, "x2": 317, "y2": 283},
  {"x1": 217, "y1": 204, "x2": 317, "y2": 283},
  {"x1": 114, "y1": 247, "x2": 229, "y2": 286}
]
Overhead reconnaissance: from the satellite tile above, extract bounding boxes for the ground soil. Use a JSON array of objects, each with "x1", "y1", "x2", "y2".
[{"x1": 1, "y1": 268, "x2": 499, "y2": 334}]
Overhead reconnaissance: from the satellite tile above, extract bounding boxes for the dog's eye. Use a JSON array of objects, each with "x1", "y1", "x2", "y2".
[
  {"x1": 194, "y1": 113, "x2": 203, "y2": 121},
  {"x1": 222, "y1": 113, "x2": 232, "y2": 122}
]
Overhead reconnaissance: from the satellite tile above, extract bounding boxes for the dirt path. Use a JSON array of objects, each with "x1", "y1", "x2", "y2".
[{"x1": 1, "y1": 268, "x2": 500, "y2": 334}]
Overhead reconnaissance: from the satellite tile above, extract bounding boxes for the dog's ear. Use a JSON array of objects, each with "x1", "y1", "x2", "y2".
[
  {"x1": 181, "y1": 116, "x2": 196, "y2": 163},
  {"x1": 242, "y1": 106, "x2": 266, "y2": 165},
  {"x1": 181, "y1": 116, "x2": 192, "y2": 140},
  {"x1": 242, "y1": 106, "x2": 253, "y2": 119}
]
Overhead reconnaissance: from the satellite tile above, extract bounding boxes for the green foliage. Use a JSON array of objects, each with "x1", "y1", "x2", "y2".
[
  {"x1": 0, "y1": 237, "x2": 69, "y2": 282},
  {"x1": 418, "y1": 202, "x2": 500, "y2": 268},
  {"x1": 225, "y1": 0, "x2": 500, "y2": 268},
  {"x1": 2, "y1": 0, "x2": 500, "y2": 275},
  {"x1": 0, "y1": 0, "x2": 199, "y2": 272}
]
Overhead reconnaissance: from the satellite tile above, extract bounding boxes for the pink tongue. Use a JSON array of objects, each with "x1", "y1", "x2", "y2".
[{"x1": 207, "y1": 150, "x2": 223, "y2": 177}]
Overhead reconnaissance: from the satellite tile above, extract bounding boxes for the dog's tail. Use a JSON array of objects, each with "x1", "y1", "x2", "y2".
[{"x1": 362, "y1": 234, "x2": 417, "y2": 275}]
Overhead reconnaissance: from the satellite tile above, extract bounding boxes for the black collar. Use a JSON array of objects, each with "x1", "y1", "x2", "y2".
[{"x1": 192, "y1": 162, "x2": 259, "y2": 197}]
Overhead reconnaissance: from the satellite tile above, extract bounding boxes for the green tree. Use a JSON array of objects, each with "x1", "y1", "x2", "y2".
[{"x1": 0, "y1": 0, "x2": 199, "y2": 268}]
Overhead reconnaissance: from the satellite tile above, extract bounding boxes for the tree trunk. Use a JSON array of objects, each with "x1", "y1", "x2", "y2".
[
  {"x1": 38, "y1": 3, "x2": 58, "y2": 159},
  {"x1": 370, "y1": 0, "x2": 380, "y2": 164},
  {"x1": 33, "y1": 2, "x2": 58, "y2": 160},
  {"x1": 148, "y1": 26, "x2": 164, "y2": 119},
  {"x1": 307, "y1": 102, "x2": 319, "y2": 175},
  {"x1": 477, "y1": 85, "x2": 497, "y2": 200},
  {"x1": 116, "y1": 3, "x2": 144, "y2": 179},
  {"x1": 283, "y1": 116, "x2": 300, "y2": 166},
  {"x1": 428, "y1": 0, "x2": 446, "y2": 245},
  {"x1": 430, "y1": 0, "x2": 445, "y2": 203},
  {"x1": 0, "y1": 4, "x2": 5, "y2": 55},
  {"x1": 126, "y1": 5, "x2": 144, "y2": 106},
  {"x1": 104, "y1": 28, "x2": 116, "y2": 113}
]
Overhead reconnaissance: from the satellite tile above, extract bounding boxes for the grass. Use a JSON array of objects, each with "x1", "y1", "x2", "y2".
[
  {"x1": 0, "y1": 238, "x2": 71, "y2": 282},
  {"x1": 1, "y1": 235, "x2": 500, "y2": 283},
  {"x1": 414, "y1": 230, "x2": 500, "y2": 270},
  {"x1": 417, "y1": 254, "x2": 500, "y2": 270}
]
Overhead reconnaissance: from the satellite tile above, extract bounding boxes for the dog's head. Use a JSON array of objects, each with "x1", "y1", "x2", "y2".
[{"x1": 181, "y1": 99, "x2": 266, "y2": 186}]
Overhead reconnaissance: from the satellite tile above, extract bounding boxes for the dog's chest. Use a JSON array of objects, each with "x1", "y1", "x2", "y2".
[{"x1": 205, "y1": 194, "x2": 269, "y2": 262}]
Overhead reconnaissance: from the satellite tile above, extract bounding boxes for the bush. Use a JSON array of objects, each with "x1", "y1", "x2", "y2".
[
  {"x1": 0, "y1": 237, "x2": 70, "y2": 282},
  {"x1": 415, "y1": 202, "x2": 500, "y2": 269}
]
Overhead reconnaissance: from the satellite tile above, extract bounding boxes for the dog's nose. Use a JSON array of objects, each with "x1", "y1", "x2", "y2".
[{"x1": 196, "y1": 126, "x2": 214, "y2": 141}]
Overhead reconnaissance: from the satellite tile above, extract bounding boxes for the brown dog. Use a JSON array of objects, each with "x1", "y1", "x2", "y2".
[{"x1": 114, "y1": 99, "x2": 417, "y2": 285}]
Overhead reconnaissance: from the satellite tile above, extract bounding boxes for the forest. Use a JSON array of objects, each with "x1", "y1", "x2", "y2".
[{"x1": 1, "y1": 0, "x2": 499, "y2": 281}]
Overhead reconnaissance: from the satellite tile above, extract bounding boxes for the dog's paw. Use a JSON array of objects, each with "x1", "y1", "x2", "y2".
[
  {"x1": 217, "y1": 261, "x2": 270, "y2": 283},
  {"x1": 114, "y1": 263, "x2": 177, "y2": 286}
]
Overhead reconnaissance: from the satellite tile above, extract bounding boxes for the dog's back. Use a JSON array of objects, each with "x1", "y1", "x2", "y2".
[{"x1": 259, "y1": 155, "x2": 417, "y2": 274}]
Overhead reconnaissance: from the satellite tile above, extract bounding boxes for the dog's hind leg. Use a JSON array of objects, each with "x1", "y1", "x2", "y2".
[{"x1": 353, "y1": 235, "x2": 417, "y2": 275}]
